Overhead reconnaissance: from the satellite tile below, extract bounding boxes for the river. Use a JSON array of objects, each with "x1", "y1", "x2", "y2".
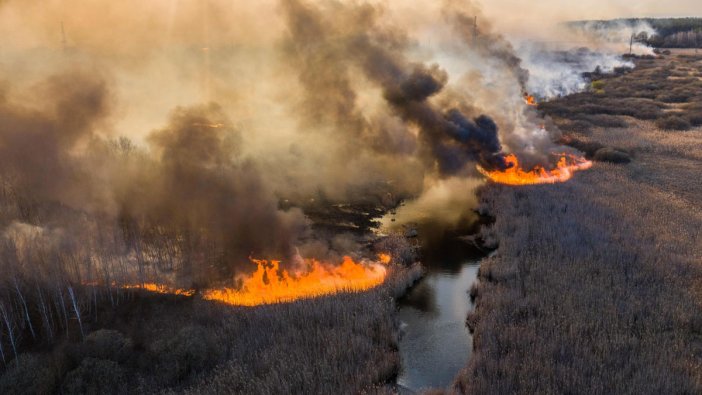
[{"x1": 396, "y1": 235, "x2": 485, "y2": 392}]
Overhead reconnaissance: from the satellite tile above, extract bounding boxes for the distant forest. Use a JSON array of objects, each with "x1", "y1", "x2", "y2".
[{"x1": 569, "y1": 18, "x2": 702, "y2": 48}]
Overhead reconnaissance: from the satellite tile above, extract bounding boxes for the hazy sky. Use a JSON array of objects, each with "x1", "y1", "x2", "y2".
[{"x1": 481, "y1": 0, "x2": 702, "y2": 26}]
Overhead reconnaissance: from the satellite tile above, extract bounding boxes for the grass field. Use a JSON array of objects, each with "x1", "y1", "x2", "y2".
[{"x1": 455, "y1": 52, "x2": 702, "y2": 394}]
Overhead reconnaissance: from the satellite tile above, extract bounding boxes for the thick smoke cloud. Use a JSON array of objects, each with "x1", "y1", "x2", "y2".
[
  {"x1": 0, "y1": 70, "x2": 111, "y2": 213},
  {"x1": 282, "y1": 0, "x2": 507, "y2": 174},
  {"x1": 0, "y1": 0, "x2": 642, "y2": 287},
  {"x1": 140, "y1": 104, "x2": 308, "y2": 273},
  {"x1": 0, "y1": 71, "x2": 307, "y2": 284}
]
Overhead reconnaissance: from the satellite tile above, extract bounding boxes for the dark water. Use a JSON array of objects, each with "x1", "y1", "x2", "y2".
[{"x1": 396, "y1": 236, "x2": 485, "y2": 392}]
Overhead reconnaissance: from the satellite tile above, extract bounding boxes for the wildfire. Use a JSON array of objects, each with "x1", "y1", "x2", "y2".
[
  {"x1": 202, "y1": 255, "x2": 391, "y2": 306},
  {"x1": 523, "y1": 92, "x2": 537, "y2": 106},
  {"x1": 122, "y1": 283, "x2": 195, "y2": 296},
  {"x1": 114, "y1": 255, "x2": 390, "y2": 306},
  {"x1": 477, "y1": 153, "x2": 592, "y2": 185}
]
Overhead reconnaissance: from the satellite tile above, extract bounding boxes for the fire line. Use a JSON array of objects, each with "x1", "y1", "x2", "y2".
[
  {"x1": 115, "y1": 254, "x2": 391, "y2": 306},
  {"x1": 477, "y1": 153, "x2": 592, "y2": 185}
]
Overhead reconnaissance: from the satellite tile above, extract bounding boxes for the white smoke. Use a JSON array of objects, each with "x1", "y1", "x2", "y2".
[{"x1": 518, "y1": 43, "x2": 634, "y2": 98}]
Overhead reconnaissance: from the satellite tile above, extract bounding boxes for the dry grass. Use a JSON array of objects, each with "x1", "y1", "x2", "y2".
[
  {"x1": 0, "y1": 262, "x2": 422, "y2": 395},
  {"x1": 453, "y1": 120, "x2": 702, "y2": 394},
  {"x1": 542, "y1": 53, "x2": 702, "y2": 134}
]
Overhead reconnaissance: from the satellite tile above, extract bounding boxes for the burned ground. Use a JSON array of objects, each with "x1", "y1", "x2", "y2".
[{"x1": 454, "y1": 52, "x2": 702, "y2": 394}]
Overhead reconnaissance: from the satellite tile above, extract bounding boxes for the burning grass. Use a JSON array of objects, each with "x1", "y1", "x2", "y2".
[
  {"x1": 477, "y1": 153, "x2": 592, "y2": 186},
  {"x1": 0, "y1": 237, "x2": 422, "y2": 394},
  {"x1": 541, "y1": 53, "x2": 702, "y2": 133},
  {"x1": 452, "y1": 121, "x2": 702, "y2": 394},
  {"x1": 203, "y1": 255, "x2": 390, "y2": 306},
  {"x1": 114, "y1": 255, "x2": 391, "y2": 306}
]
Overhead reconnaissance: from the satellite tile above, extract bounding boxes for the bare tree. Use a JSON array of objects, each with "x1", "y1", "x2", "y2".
[
  {"x1": 67, "y1": 286, "x2": 84, "y2": 340},
  {"x1": 13, "y1": 277, "x2": 36, "y2": 340},
  {"x1": 36, "y1": 283, "x2": 53, "y2": 341},
  {"x1": 0, "y1": 302, "x2": 18, "y2": 359}
]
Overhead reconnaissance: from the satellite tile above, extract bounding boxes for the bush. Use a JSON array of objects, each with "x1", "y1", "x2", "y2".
[
  {"x1": 75, "y1": 329, "x2": 133, "y2": 363},
  {"x1": 656, "y1": 115, "x2": 692, "y2": 130},
  {"x1": 562, "y1": 138, "x2": 605, "y2": 158},
  {"x1": 374, "y1": 234, "x2": 417, "y2": 266},
  {"x1": 683, "y1": 103, "x2": 702, "y2": 126},
  {"x1": 686, "y1": 111, "x2": 702, "y2": 127},
  {"x1": 62, "y1": 358, "x2": 126, "y2": 395},
  {"x1": 564, "y1": 120, "x2": 594, "y2": 133},
  {"x1": 591, "y1": 80, "x2": 605, "y2": 92},
  {"x1": 593, "y1": 147, "x2": 632, "y2": 164},
  {"x1": 0, "y1": 354, "x2": 56, "y2": 395},
  {"x1": 576, "y1": 114, "x2": 628, "y2": 128},
  {"x1": 150, "y1": 325, "x2": 222, "y2": 383}
]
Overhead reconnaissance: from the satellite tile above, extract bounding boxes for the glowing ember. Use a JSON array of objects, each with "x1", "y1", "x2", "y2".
[
  {"x1": 203, "y1": 255, "x2": 390, "y2": 306},
  {"x1": 477, "y1": 153, "x2": 592, "y2": 185},
  {"x1": 122, "y1": 283, "x2": 195, "y2": 296},
  {"x1": 523, "y1": 93, "x2": 537, "y2": 106}
]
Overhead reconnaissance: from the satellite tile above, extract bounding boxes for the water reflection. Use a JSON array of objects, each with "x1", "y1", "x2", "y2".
[{"x1": 396, "y1": 236, "x2": 484, "y2": 392}]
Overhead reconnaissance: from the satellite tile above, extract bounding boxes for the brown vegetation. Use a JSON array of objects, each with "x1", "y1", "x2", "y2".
[
  {"x1": 540, "y1": 53, "x2": 702, "y2": 134},
  {"x1": 0, "y1": 257, "x2": 422, "y2": 395},
  {"x1": 454, "y1": 60, "x2": 702, "y2": 392}
]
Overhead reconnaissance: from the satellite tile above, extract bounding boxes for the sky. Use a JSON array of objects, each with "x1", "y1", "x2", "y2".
[{"x1": 480, "y1": 0, "x2": 702, "y2": 33}]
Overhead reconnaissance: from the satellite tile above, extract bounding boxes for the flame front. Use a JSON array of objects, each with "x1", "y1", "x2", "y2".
[
  {"x1": 202, "y1": 255, "x2": 389, "y2": 306},
  {"x1": 477, "y1": 153, "x2": 592, "y2": 185},
  {"x1": 523, "y1": 93, "x2": 537, "y2": 106},
  {"x1": 122, "y1": 283, "x2": 195, "y2": 296}
]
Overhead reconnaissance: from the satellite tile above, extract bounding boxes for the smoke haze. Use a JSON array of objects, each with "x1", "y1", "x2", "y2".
[{"x1": 0, "y1": 0, "x2": 669, "y2": 285}]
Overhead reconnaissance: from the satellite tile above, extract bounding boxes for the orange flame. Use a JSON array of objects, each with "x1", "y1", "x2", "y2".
[
  {"x1": 378, "y1": 253, "x2": 391, "y2": 265},
  {"x1": 477, "y1": 153, "x2": 592, "y2": 185},
  {"x1": 121, "y1": 283, "x2": 195, "y2": 296},
  {"x1": 203, "y1": 255, "x2": 390, "y2": 306},
  {"x1": 523, "y1": 93, "x2": 537, "y2": 106},
  {"x1": 90, "y1": 255, "x2": 391, "y2": 306}
]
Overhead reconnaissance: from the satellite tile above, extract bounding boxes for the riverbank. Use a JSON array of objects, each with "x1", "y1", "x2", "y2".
[{"x1": 453, "y1": 53, "x2": 702, "y2": 393}]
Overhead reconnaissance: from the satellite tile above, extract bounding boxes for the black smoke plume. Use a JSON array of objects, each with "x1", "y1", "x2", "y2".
[{"x1": 283, "y1": 0, "x2": 508, "y2": 173}]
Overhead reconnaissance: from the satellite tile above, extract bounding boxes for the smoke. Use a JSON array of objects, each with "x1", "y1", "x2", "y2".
[
  {"x1": 282, "y1": 0, "x2": 509, "y2": 175},
  {"x1": 139, "y1": 104, "x2": 309, "y2": 271},
  {"x1": 382, "y1": 177, "x2": 483, "y2": 230},
  {"x1": 567, "y1": 19, "x2": 658, "y2": 53},
  {"x1": 0, "y1": 0, "x2": 661, "y2": 286},
  {"x1": 0, "y1": 69, "x2": 112, "y2": 213},
  {"x1": 518, "y1": 45, "x2": 634, "y2": 98}
]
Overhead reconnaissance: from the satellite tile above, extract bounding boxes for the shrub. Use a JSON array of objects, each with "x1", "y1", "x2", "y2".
[
  {"x1": 591, "y1": 80, "x2": 605, "y2": 91},
  {"x1": 374, "y1": 233, "x2": 417, "y2": 266},
  {"x1": 656, "y1": 115, "x2": 692, "y2": 130},
  {"x1": 62, "y1": 358, "x2": 126, "y2": 395},
  {"x1": 0, "y1": 354, "x2": 56, "y2": 395},
  {"x1": 75, "y1": 329, "x2": 133, "y2": 363},
  {"x1": 683, "y1": 103, "x2": 702, "y2": 126},
  {"x1": 150, "y1": 325, "x2": 222, "y2": 383},
  {"x1": 593, "y1": 147, "x2": 632, "y2": 164},
  {"x1": 576, "y1": 114, "x2": 628, "y2": 128},
  {"x1": 686, "y1": 111, "x2": 702, "y2": 127},
  {"x1": 564, "y1": 120, "x2": 594, "y2": 134},
  {"x1": 562, "y1": 138, "x2": 605, "y2": 158}
]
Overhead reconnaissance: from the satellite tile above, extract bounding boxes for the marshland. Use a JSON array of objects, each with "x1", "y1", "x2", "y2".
[{"x1": 1, "y1": 1, "x2": 701, "y2": 394}]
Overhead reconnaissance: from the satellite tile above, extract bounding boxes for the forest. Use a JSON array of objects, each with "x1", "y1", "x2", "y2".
[{"x1": 569, "y1": 18, "x2": 702, "y2": 48}]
